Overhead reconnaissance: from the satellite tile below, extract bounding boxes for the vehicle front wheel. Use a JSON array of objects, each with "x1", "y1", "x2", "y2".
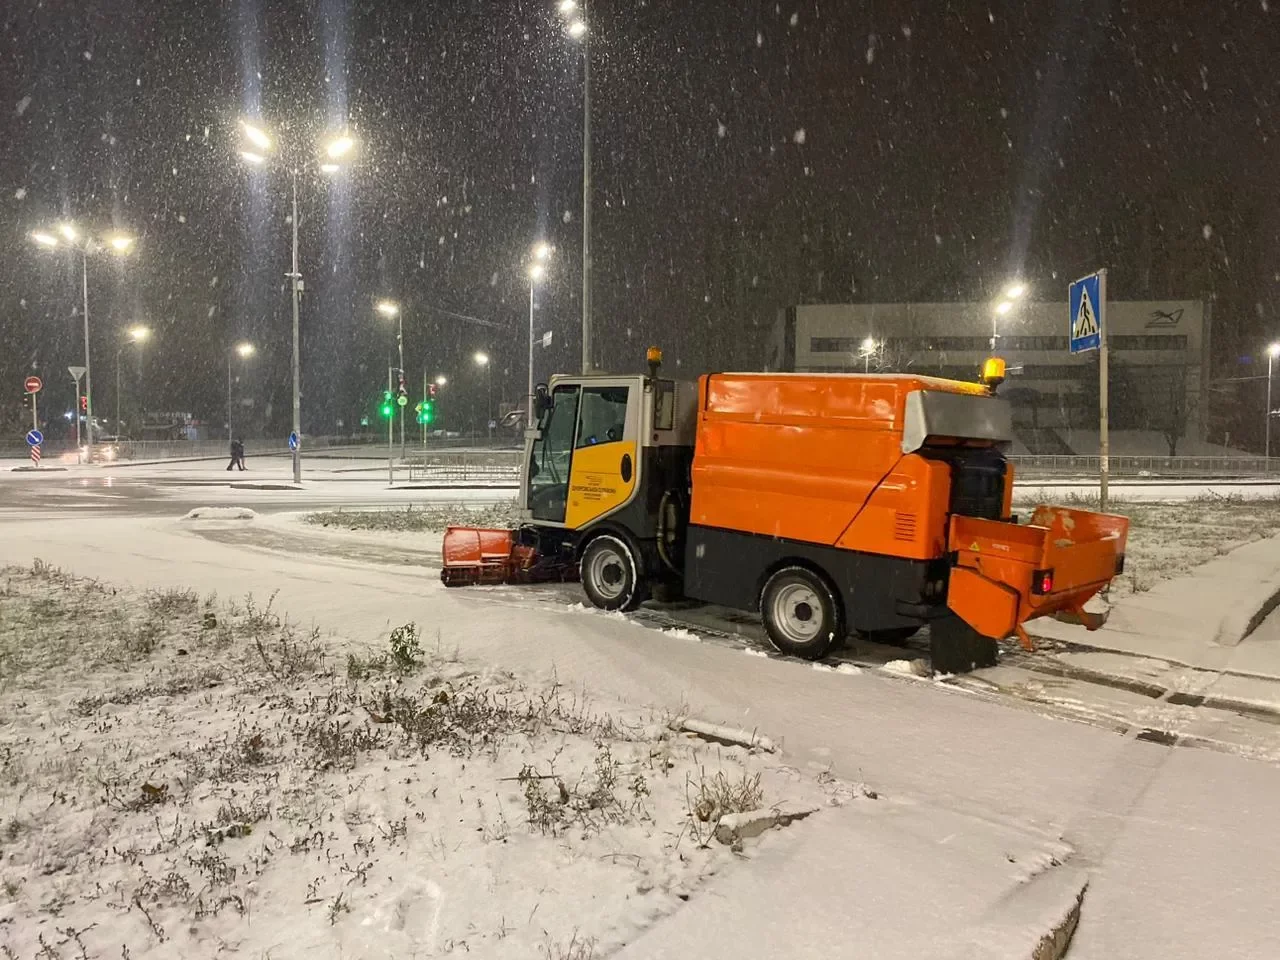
[
  {"x1": 760, "y1": 566, "x2": 843, "y2": 660},
  {"x1": 581, "y1": 535, "x2": 648, "y2": 612}
]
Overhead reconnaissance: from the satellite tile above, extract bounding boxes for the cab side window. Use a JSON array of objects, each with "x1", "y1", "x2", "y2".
[{"x1": 576, "y1": 386, "x2": 629, "y2": 447}]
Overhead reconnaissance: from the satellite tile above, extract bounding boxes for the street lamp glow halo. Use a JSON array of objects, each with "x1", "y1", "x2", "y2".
[
  {"x1": 59, "y1": 223, "x2": 79, "y2": 242},
  {"x1": 528, "y1": 263, "x2": 547, "y2": 282},
  {"x1": 533, "y1": 242, "x2": 552, "y2": 261},
  {"x1": 236, "y1": 342, "x2": 256, "y2": 358},
  {"x1": 474, "y1": 352, "x2": 489, "y2": 366},
  {"x1": 325, "y1": 135, "x2": 355, "y2": 159},
  {"x1": 319, "y1": 163, "x2": 340, "y2": 174},
  {"x1": 241, "y1": 150, "x2": 267, "y2": 165},
  {"x1": 1268, "y1": 343, "x2": 1280, "y2": 359},
  {"x1": 435, "y1": 375, "x2": 448, "y2": 386},
  {"x1": 558, "y1": 0, "x2": 577, "y2": 12},
  {"x1": 108, "y1": 234, "x2": 135, "y2": 252},
  {"x1": 376, "y1": 300, "x2": 400, "y2": 317},
  {"x1": 127, "y1": 326, "x2": 150, "y2": 342},
  {"x1": 1004, "y1": 282, "x2": 1027, "y2": 300},
  {"x1": 567, "y1": 20, "x2": 586, "y2": 37},
  {"x1": 995, "y1": 300, "x2": 1013, "y2": 315},
  {"x1": 241, "y1": 122, "x2": 272, "y2": 151},
  {"x1": 31, "y1": 231, "x2": 58, "y2": 247}
]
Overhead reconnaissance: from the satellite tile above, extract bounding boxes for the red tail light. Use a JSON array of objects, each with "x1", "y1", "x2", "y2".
[{"x1": 1031, "y1": 568, "x2": 1054, "y2": 595}]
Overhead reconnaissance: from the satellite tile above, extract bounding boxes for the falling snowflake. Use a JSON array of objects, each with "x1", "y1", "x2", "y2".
[
  {"x1": 717, "y1": 120, "x2": 727, "y2": 138},
  {"x1": 756, "y1": 31, "x2": 764, "y2": 46},
  {"x1": 1000, "y1": 107, "x2": 1008, "y2": 119},
  {"x1": 1202, "y1": 224, "x2": 1213, "y2": 240},
  {"x1": 207, "y1": 305, "x2": 217, "y2": 318},
  {"x1": 83, "y1": 50, "x2": 92, "y2": 61},
  {"x1": 563, "y1": 210, "x2": 573, "y2": 223},
  {"x1": 935, "y1": 234, "x2": 943, "y2": 245},
  {"x1": 490, "y1": 273, "x2": 499, "y2": 286},
  {"x1": 789, "y1": 12, "x2": 798, "y2": 26},
  {"x1": 209, "y1": 276, "x2": 219, "y2": 287},
  {"x1": 793, "y1": 128, "x2": 806, "y2": 144},
  {"x1": 901, "y1": 24, "x2": 912, "y2": 38},
  {"x1": 15, "y1": 96, "x2": 31, "y2": 116},
  {"x1": 136, "y1": 78, "x2": 141, "y2": 87},
  {"x1": 866, "y1": 35, "x2": 877, "y2": 64},
  {"x1": 14, "y1": 187, "x2": 26, "y2": 200},
  {"x1": 177, "y1": 214, "x2": 186, "y2": 223},
  {"x1": 987, "y1": 10, "x2": 995, "y2": 22},
  {"x1": 438, "y1": 236, "x2": 445, "y2": 246}
]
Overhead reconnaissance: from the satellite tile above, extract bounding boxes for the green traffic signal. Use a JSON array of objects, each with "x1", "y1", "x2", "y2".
[{"x1": 379, "y1": 391, "x2": 395, "y2": 419}]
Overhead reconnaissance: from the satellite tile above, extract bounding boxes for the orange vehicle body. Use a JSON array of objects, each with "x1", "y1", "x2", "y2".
[{"x1": 682, "y1": 371, "x2": 1127, "y2": 655}]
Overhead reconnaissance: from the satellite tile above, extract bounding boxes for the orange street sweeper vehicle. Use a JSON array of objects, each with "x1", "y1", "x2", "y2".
[{"x1": 441, "y1": 350, "x2": 1128, "y2": 674}]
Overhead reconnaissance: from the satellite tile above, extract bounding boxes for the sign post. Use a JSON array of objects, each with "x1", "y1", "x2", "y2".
[
  {"x1": 23, "y1": 376, "x2": 42, "y2": 436},
  {"x1": 69, "y1": 366, "x2": 86, "y2": 460},
  {"x1": 1069, "y1": 269, "x2": 1108, "y2": 510},
  {"x1": 25, "y1": 429, "x2": 43, "y2": 469}
]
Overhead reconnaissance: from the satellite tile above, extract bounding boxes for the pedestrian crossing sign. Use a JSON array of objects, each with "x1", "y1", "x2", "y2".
[{"x1": 1069, "y1": 271, "x2": 1104, "y2": 354}]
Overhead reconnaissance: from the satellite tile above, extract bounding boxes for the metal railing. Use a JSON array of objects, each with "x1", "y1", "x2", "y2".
[
  {"x1": 406, "y1": 450, "x2": 523, "y2": 484},
  {"x1": 1010, "y1": 455, "x2": 1279, "y2": 479}
]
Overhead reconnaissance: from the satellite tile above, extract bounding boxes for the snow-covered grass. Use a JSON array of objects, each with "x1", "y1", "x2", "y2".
[
  {"x1": 304, "y1": 500, "x2": 520, "y2": 534},
  {"x1": 0, "y1": 561, "x2": 837, "y2": 960},
  {"x1": 1037, "y1": 494, "x2": 1280, "y2": 597}
]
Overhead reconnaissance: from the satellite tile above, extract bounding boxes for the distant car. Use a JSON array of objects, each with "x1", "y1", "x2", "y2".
[{"x1": 82, "y1": 436, "x2": 130, "y2": 463}]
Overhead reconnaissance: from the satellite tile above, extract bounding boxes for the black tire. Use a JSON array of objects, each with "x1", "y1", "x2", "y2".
[
  {"x1": 580, "y1": 535, "x2": 648, "y2": 612},
  {"x1": 759, "y1": 566, "x2": 843, "y2": 660},
  {"x1": 859, "y1": 626, "x2": 921, "y2": 647}
]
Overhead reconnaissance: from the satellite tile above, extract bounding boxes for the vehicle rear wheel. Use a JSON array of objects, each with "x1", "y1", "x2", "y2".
[
  {"x1": 760, "y1": 566, "x2": 843, "y2": 660},
  {"x1": 581, "y1": 535, "x2": 648, "y2": 612}
]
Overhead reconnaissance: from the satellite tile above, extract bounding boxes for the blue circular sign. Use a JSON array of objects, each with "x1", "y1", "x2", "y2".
[{"x1": 25, "y1": 429, "x2": 43, "y2": 447}]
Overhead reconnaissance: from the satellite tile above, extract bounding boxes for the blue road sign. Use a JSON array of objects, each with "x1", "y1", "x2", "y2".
[
  {"x1": 25, "y1": 429, "x2": 43, "y2": 447},
  {"x1": 1069, "y1": 272, "x2": 1104, "y2": 354},
  {"x1": 288, "y1": 431, "x2": 299, "y2": 451}
]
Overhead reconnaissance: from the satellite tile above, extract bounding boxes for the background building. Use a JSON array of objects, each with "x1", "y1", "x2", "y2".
[{"x1": 769, "y1": 300, "x2": 1211, "y2": 456}]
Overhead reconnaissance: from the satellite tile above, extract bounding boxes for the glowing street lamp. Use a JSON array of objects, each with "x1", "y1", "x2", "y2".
[
  {"x1": 1266, "y1": 342, "x2": 1280, "y2": 461},
  {"x1": 228, "y1": 341, "x2": 257, "y2": 442},
  {"x1": 116, "y1": 326, "x2": 151, "y2": 437},
  {"x1": 858, "y1": 336, "x2": 879, "y2": 373},
  {"x1": 236, "y1": 118, "x2": 359, "y2": 482},
  {"x1": 376, "y1": 300, "x2": 407, "y2": 458},
  {"x1": 554, "y1": 0, "x2": 592, "y2": 371},
  {"x1": 29, "y1": 220, "x2": 136, "y2": 461},
  {"x1": 527, "y1": 244, "x2": 553, "y2": 416}
]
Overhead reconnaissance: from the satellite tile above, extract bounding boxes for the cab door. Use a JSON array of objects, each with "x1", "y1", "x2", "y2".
[{"x1": 563, "y1": 380, "x2": 641, "y2": 529}]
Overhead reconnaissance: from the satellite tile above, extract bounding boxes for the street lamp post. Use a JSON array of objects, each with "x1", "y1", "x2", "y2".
[
  {"x1": 115, "y1": 326, "x2": 150, "y2": 436},
  {"x1": 557, "y1": 1, "x2": 592, "y2": 373},
  {"x1": 228, "y1": 342, "x2": 256, "y2": 442},
  {"x1": 1266, "y1": 343, "x2": 1280, "y2": 462},
  {"x1": 239, "y1": 120, "x2": 356, "y2": 484},
  {"x1": 527, "y1": 243, "x2": 552, "y2": 422},
  {"x1": 474, "y1": 352, "x2": 491, "y2": 440},
  {"x1": 29, "y1": 224, "x2": 135, "y2": 463},
  {"x1": 376, "y1": 300, "x2": 406, "y2": 460}
]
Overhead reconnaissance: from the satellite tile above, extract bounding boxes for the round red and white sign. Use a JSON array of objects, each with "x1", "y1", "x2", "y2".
[{"x1": 23, "y1": 376, "x2": 42, "y2": 394}]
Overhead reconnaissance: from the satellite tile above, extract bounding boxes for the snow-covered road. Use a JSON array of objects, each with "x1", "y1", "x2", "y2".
[{"x1": 2, "y1": 506, "x2": 1279, "y2": 957}]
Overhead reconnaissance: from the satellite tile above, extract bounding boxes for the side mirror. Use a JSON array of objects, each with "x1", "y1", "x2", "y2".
[{"x1": 533, "y1": 384, "x2": 552, "y2": 421}]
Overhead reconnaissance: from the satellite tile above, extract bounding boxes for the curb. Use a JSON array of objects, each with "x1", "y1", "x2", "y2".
[
  {"x1": 943, "y1": 867, "x2": 1088, "y2": 960},
  {"x1": 1217, "y1": 575, "x2": 1280, "y2": 646}
]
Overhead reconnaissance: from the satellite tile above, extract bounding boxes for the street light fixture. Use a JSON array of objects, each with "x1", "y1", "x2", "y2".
[
  {"x1": 28, "y1": 221, "x2": 136, "y2": 463},
  {"x1": 227, "y1": 341, "x2": 256, "y2": 442},
  {"x1": 858, "y1": 336, "x2": 879, "y2": 373},
  {"x1": 435, "y1": 375, "x2": 448, "y2": 387},
  {"x1": 1265, "y1": 342, "x2": 1280, "y2": 462},
  {"x1": 474, "y1": 352, "x2": 492, "y2": 440},
  {"x1": 115, "y1": 326, "x2": 150, "y2": 437},
  {"x1": 375, "y1": 299, "x2": 407, "y2": 458},
  {"x1": 237, "y1": 118, "x2": 358, "y2": 483},
  {"x1": 554, "y1": 0, "x2": 592, "y2": 372},
  {"x1": 527, "y1": 244, "x2": 553, "y2": 421}
]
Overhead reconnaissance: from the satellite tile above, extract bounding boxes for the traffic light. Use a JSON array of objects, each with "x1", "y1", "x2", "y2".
[
  {"x1": 428, "y1": 384, "x2": 438, "y2": 399},
  {"x1": 416, "y1": 399, "x2": 435, "y2": 425},
  {"x1": 379, "y1": 391, "x2": 394, "y2": 419},
  {"x1": 80, "y1": 396, "x2": 88, "y2": 413}
]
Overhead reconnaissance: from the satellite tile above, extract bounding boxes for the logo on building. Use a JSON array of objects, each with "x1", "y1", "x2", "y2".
[{"x1": 1145, "y1": 307, "x2": 1184, "y2": 329}]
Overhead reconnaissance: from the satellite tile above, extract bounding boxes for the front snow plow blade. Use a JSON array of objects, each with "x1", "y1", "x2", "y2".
[
  {"x1": 440, "y1": 526, "x2": 578, "y2": 587},
  {"x1": 946, "y1": 506, "x2": 1129, "y2": 650}
]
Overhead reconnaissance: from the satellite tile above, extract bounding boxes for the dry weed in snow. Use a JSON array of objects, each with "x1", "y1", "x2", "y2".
[
  {"x1": 304, "y1": 501, "x2": 519, "y2": 534},
  {"x1": 0, "y1": 562, "x2": 836, "y2": 959}
]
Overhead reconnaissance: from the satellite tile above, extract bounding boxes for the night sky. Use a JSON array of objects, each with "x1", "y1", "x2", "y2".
[{"x1": 1, "y1": 0, "x2": 1277, "y2": 440}]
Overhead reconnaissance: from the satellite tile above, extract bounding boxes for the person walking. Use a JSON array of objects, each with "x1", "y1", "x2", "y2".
[{"x1": 226, "y1": 438, "x2": 246, "y2": 471}]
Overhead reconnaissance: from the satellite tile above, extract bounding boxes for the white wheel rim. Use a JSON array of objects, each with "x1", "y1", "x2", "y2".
[
  {"x1": 770, "y1": 581, "x2": 823, "y2": 646},
  {"x1": 586, "y1": 544, "x2": 628, "y2": 601}
]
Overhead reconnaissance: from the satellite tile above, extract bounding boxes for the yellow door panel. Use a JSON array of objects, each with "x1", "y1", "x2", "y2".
[{"x1": 565, "y1": 441, "x2": 637, "y2": 529}]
